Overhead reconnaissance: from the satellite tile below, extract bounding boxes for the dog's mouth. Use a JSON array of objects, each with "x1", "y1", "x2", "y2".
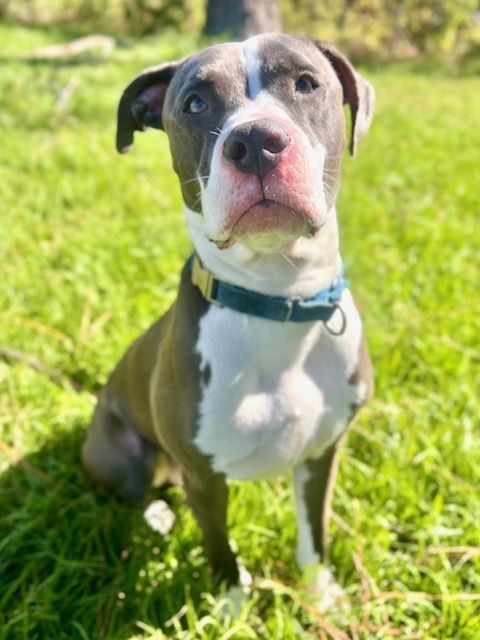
[{"x1": 214, "y1": 199, "x2": 320, "y2": 249}]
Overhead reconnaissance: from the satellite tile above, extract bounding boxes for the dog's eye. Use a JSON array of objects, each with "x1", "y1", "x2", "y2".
[
  {"x1": 184, "y1": 95, "x2": 206, "y2": 114},
  {"x1": 295, "y1": 75, "x2": 316, "y2": 93}
]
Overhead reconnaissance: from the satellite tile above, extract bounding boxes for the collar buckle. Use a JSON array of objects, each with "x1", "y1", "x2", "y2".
[
  {"x1": 191, "y1": 254, "x2": 215, "y2": 301},
  {"x1": 283, "y1": 296, "x2": 302, "y2": 322}
]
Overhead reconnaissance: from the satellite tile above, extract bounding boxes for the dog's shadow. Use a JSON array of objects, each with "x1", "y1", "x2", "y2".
[{"x1": 0, "y1": 425, "x2": 215, "y2": 638}]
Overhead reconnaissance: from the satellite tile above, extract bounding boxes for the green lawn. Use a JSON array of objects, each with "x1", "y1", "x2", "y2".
[{"x1": 0, "y1": 23, "x2": 479, "y2": 640}]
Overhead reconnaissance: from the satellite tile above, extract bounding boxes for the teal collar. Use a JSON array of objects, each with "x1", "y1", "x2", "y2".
[{"x1": 188, "y1": 254, "x2": 349, "y2": 329}]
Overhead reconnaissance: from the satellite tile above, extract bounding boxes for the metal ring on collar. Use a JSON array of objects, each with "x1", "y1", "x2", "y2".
[{"x1": 325, "y1": 302, "x2": 347, "y2": 336}]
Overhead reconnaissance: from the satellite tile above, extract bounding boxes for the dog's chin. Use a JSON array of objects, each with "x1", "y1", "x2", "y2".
[{"x1": 214, "y1": 200, "x2": 320, "y2": 252}]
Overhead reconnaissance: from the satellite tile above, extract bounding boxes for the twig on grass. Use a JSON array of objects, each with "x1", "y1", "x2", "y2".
[
  {"x1": 55, "y1": 76, "x2": 80, "y2": 116},
  {"x1": 375, "y1": 590, "x2": 480, "y2": 602},
  {"x1": 77, "y1": 291, "x2": 113, "y2": 346},
  {"x1": 426, "y1": 545, "x2": 480, "y2": 566},
  {"x1": 28, "y1": 35, "x2": 116, "y2": 60},
  {"x1": 0, "y1": 440, "x2": 53, "y2": 484},
  {"x1": 4, "y1": 315, "x2": 72, "y2": 345},
  {"x1": 331, "y1": 511, "x2": 355, "y2": 536},
  {"x1": 350, "y1": 623, "x2": 436, "y2": 640},
  {"x1": 0, "y1": 346, "x2": 84, "y2": 392}
]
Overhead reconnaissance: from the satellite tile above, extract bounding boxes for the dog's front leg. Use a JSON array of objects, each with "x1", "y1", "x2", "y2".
[
  {"x1": 293, "y1": 441, "x2": 347, "y2": 612},
  {"x1": 183, "y1": 470, "x2": 240, "y2": 587}
]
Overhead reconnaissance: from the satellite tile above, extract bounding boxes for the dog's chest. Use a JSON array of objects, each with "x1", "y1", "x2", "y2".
[{"x1": 193, "y1": 291, "x2": 364, "y2": 480}]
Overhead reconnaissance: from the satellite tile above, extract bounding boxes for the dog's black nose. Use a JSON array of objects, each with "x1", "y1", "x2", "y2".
[{"x1": 223, "y1": 121, "x2": 289, "y2": 177}]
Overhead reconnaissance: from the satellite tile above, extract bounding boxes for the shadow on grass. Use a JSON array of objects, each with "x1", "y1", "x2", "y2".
[{"x1": 0, "y1": 425, "x2": 211, "y2": 640}]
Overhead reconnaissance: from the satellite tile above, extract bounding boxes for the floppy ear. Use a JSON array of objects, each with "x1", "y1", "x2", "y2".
[
  {"x1": 116, "y1": 61, "x2": 182, "y2": 153},
  {"x1": 314, "y1": 40, "x2": 375, "y2": 156}
]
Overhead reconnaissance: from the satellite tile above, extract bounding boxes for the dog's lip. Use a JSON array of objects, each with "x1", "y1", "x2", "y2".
[
  {"x1": 234, "y1": 199, "x2": 296, "y2": 227},
  {"x1": 210, "y1": 198, "x2": 323, "y2": 249},
  {"x1": 235, "y1": 198, "x2": 318, "y2": 232}
]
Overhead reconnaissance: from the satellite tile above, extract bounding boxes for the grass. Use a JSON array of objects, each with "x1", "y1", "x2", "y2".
[{"x1": 1, "y1": 22, "x2": 479, "y2": 640}]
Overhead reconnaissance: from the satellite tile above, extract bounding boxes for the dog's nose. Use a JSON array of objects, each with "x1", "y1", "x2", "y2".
[{"x1": 223, "y1": 121, "x2": 289, "y2": 177}]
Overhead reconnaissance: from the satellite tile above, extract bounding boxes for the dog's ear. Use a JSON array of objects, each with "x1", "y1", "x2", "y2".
[
  {"x1": 314, "y1": 40, "x2": 375, "y2": 156},
  {"x1": 116, "y1": 61, "x2": 182, "y2": 153}
]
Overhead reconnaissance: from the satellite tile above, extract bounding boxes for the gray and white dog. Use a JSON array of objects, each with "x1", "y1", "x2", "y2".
[{"x1": 82, "y1": 34, "x2": 374, "y2": 606}]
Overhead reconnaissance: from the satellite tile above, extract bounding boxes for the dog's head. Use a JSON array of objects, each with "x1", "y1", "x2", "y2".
[{"x1": 117, "y1": 35, "x2": 374, "y2": 253}]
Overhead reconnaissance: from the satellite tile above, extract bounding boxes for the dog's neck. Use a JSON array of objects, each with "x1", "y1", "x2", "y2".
[{"x1": 185, "y1": 206, "x2": 341, "y2": 299}]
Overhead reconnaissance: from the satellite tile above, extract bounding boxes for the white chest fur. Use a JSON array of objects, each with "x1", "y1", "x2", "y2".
[{"x1": 193, "y1": 290, "x2": 365, "y2": 480}]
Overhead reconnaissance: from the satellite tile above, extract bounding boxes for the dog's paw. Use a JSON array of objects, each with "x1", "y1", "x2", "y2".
[
  {"x1": 221, "y1": 564, "x2": 253, "y2": 618},
  {"x1": 302, "y1": 564, "x2": 349, "y2": 614},
  {"x1": 143, "y1": 499, "x2": 175, "y2": 535}
]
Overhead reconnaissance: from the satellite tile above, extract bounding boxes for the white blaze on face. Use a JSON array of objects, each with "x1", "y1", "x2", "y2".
[{"x1": 242, "y1": 37, "x2": 263, "y2": 99}]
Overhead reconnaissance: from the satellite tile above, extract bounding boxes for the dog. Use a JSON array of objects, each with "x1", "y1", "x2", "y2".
[{"x1": 82, "y1": 33, "x2": 374, "y2": 608}]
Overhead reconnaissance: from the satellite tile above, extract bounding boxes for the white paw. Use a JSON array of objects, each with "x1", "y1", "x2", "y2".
[
  {"x1": 238, "y1": 563, "x2": 253, "y2": 589},
  {"x1": 143, "y1": 500, "x2": 175, "y2": 535},
  {"x1": 221, "y1": 564, "x2": 253, "y2": 618},
  {"x1": 302, "y1": 564, "x2": 349, "y2": 614}
]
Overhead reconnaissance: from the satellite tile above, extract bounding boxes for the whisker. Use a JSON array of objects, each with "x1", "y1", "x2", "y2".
[
  {"x1": 322, "y1": 170, "x2": 340, "y2": 180},
  {"x1": 323, "y1": 174, "x2": 340, "y2": 187},
  {"x1": 281, "y1": 253, "x2": 301, "y2": 272},
  {"x1": 192, "y1": 193, "x2": 203, "y2": 210},
  {"x1": 323, "y1": 184, "x2": 339, "y2": 203},
  {"x1": 181, "y1": 175, "x2": 210, "y2": 187}
]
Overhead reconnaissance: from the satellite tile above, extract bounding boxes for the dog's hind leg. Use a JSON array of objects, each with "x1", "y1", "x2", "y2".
[{"x1": 82, "y1": 388, "x2": 158, "y2": 502}]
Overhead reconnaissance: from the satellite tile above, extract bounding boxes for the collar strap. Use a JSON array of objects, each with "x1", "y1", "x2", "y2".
[{"x1": 188, "y1": 254, "x2": 349, "y2": 324}]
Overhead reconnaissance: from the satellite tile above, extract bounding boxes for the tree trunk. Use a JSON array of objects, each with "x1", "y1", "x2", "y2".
[{"x1": 204, "y1": 0, "x2": 282, "y2": 39}]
